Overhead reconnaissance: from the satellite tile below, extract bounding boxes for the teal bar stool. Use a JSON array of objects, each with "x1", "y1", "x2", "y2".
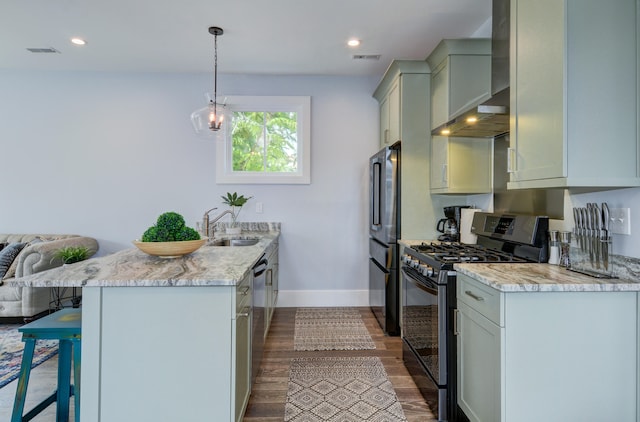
[{"x1": 11, "y1": 308, "x2": 81, "y2": 422}]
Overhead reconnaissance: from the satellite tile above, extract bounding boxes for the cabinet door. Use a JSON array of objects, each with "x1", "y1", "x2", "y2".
[
  {"x1": 430, "y1": 137, "x2": 492, "y2": 194},
  {"x1": 509, "y1": 0, "x2": 565, "y2": 183},
  {"x1": 457, "y1": 301, "x2": 501, "y2": 422},
  {"x1": 430, "y1": 136, "x2": 449, "y2": 189},
  {"x1": 235, "y1": 304, "x2": 251, "y2": 422},
  {"x1": 379, "y1": 95, "x2": 390, "y2": 147},
  {"x1": 448, "y1": 55, "x2": 491, "y2": 119},
  {"x1": 431, "y1": 61, "x2": 449, "y2": 129},
  {"x1": 387, "y1": 80, "x2": 401, "y2": 144}
]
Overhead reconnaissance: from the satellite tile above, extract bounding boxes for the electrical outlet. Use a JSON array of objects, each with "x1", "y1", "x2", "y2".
[
  {"x1": 256, "y1": 202, "x2": 263, "y2": 214},
  {"x1": 609, "y1": 208, "x2": 631, "y2": 235}
]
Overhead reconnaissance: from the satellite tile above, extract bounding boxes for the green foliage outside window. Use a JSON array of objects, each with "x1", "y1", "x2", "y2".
[{"x1": 231, "y1": 111, "x2": 298, "y2": 173}]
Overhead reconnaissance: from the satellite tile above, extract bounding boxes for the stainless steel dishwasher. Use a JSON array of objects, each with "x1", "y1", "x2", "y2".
[{"x1": 251, "y1": 255, "x2": 268, "y2": 384}]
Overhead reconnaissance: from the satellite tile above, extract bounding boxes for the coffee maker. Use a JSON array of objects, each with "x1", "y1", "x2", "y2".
[{"x1": 437, "y1": 205, "x2": 470, "y2": 242}]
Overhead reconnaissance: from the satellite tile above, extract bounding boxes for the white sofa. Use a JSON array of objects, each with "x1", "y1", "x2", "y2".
[{"x1": 0, "y1": 234, "x2": 98, "y2": 320}]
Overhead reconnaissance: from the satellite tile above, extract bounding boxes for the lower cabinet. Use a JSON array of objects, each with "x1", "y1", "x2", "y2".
[
  {"x1": 457, "y1": 301, "x2": 501, "y2": 422},
  {"x1": 456, "y1": 273, "x2": 638, "y2": 422}
]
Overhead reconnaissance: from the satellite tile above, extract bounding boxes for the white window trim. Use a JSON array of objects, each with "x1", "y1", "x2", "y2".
[{"x1": 215, "y1": 95, "x2": 311, "y2": 184}]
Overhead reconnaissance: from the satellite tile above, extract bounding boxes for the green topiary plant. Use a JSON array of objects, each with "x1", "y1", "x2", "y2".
[
  {"x1": 54, "y1": 246, "x2": 92, "y2": 264},
  {"x1": 141, "y1": 211, "x2": 201, "y2": 242}
]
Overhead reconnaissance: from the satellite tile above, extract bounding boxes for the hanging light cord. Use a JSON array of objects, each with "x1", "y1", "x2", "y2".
[{"x1": 213, "y1": 30, "x2": 218, "y2": 111}]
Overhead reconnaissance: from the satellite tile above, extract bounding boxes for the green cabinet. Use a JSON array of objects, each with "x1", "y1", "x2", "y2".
[
  {"x1": 456, "y1": 272, "x2": 638, "y2": 422},
  {"x1": 378, "y1": 79, "x2": 401, "y2": 148},
  {"x1": 509, "y1": 0, "x2": 640, "y2": 189},
  {"x1": 430, "y1": 136, "x2": 492, "y2": 194},
  {"x1": 426, "y1": 39, "x2": 491, "y2": 130},
  {"x1": 265, "y1": 241, "x2": 279, "y2": 337},
  {"x1": 373, "y1": 61, "x2": 429, "y2": 149},
  {"x1": 426, "y1": 39, "x2": 493, "y2": 194}
]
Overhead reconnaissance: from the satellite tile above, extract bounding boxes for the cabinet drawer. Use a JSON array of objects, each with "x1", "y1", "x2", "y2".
[{"x1": 457, "y1": 273, "x2": 502, "y2": 326}]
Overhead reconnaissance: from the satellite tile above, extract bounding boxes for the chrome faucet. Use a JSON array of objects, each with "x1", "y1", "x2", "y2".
[{"x1": 202, "y1": 208, "x2": 233, "y2": 239}]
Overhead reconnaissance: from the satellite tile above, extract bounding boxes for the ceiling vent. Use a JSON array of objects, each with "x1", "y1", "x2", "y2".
[
  {"x1": 352, "y1": 54, "x2": 381, "y2": 61},
  {"x1": 26, "y1": 47, "x2": 60, "y2": 54}
]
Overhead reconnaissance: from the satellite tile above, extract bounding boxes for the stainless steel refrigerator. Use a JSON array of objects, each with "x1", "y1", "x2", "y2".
[{"x1": 369, "y1": 142, "x2": 400, "y2": 335}]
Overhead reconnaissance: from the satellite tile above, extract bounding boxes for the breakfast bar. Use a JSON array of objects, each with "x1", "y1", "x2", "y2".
[{"x1": 10, "y1": 230, "x2": 279, "y2": 422}]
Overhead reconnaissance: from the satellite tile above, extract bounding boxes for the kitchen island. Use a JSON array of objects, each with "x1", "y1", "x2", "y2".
[
  {"x1": 10, "y1": 228, "x2": 280, "y2": 422},
  {"x1": 454, "y1": 262, "x2": 640, "y2": 422}
]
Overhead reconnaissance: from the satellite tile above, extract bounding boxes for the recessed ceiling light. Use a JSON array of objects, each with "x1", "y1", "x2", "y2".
[
  {"x1": 70, "y1": 37, "x2": 86, "y2": 46},
  {"x1": 347, "y1": 39, "x2": 361, "y2": 47}
]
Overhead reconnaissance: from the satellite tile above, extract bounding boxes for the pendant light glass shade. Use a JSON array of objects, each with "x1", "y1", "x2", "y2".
[
  {"x1": 190, "y1": 94, "x2": 228, "y2": 139},
  {"x1": 191, "y1": 26, "x2": 227, "y2": 140}
]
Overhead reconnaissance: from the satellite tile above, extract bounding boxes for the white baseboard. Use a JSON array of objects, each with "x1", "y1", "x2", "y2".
[{"x1": 277, "y1": 290, "x2": 369, "y2": 307}]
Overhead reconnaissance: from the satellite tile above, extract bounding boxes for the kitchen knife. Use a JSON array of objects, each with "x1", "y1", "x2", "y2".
[
  {"x1": 574, "y1": 207, "x2": 584, "y2": 253},
  {"x1": 573, "y1": 208, "x2": 580, "y2": 252},
  {"x1": 602, "y1": 203, "x2": 610, "y2": 270},
  {"x1": 583, "y1": 206, "x2": 593, "y2": 265},
  {"x1": 592, "y1": 204, "x2": 601, "y2": 269}
]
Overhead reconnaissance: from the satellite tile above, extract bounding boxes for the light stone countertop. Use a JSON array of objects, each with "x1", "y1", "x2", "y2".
[
  {"x1": 455, "y1": 263, "x2": 640, "y2": 293},
  {"x1": 399, "y1": 238, "x2": 640, "y2": 293},
  {"x1": 9, "y1": 230, "x2": 279, "y2": 288}
]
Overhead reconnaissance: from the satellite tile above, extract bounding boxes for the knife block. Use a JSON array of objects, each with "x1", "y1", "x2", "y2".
[{"x1": 568, "y1": 233, "x2": 616, "y2": 278}]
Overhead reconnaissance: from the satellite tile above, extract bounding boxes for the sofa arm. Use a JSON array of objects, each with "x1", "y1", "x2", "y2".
[{"x1": 16, "y1": 237, "x2": 99, "y2": 277}]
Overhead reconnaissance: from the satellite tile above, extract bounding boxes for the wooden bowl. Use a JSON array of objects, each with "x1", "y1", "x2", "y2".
[{"x1": 132, "y1": 239, "x2": 206, "y2": 258}]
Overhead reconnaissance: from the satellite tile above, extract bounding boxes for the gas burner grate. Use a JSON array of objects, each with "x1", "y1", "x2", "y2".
[{"x1": 411, "y1": 242, "x2": 528, "y2": 264}]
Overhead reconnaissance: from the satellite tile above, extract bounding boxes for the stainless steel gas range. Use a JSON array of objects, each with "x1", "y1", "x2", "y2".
[{"x1": 401, "y1": 212, "x2": 549, "y2": 421}]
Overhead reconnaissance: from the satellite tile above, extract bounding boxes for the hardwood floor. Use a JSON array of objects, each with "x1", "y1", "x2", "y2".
[{"x1": 243, "y1": 307, "x2": 436, "y2": 422}]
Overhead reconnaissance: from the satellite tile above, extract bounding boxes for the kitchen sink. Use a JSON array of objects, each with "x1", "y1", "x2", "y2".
[{"x1": 210, "y1": 237, "x2": 260, "y2": 247}]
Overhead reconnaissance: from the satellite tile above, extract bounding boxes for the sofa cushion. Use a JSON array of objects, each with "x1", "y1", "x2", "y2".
[
  {"x1": 0, "y1": 242, "x2": 27, "y2": 281},
  {"x1": 2, "y1": 238, "x2": 44, "y2": 280}
]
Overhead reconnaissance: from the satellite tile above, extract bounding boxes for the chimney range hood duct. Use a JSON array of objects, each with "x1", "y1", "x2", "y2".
[{"x1": 432, "y1": 0, "x2": 510, "y2": 138}]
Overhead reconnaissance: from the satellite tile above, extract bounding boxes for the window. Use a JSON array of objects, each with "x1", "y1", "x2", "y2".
[{"x1": 216, "y1": 96, "x2": 311, "y2": 184}]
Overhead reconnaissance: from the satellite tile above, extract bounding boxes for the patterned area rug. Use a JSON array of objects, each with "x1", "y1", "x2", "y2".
[
  {"x1": 285, "y1": 356, "x2": 408, "y2": 421},
  {"x1": 294, "y1": 308, "x2": 376, "y2": 351},
  {"x1": 0, "y1": 324, "x2": 59, "y2": 389}
]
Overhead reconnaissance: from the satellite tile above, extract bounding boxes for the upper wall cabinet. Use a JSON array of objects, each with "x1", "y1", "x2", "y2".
[
  {"x1": 431, "y1": 136, "x2": 492, "y2": 194},
  {"x1": 509, "y1": 0, "x2": 640, "y2": 189},
  {"x1": 374, "y1": 61, "x2": 429, "y2": 149},
  {"x1": 426, "y1": 39, "x2": 492, "y2": 130}
]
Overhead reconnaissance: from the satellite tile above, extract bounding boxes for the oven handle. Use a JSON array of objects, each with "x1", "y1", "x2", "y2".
[{"x1": 401, "y1": 267, "x2": 438, "y2": 295}]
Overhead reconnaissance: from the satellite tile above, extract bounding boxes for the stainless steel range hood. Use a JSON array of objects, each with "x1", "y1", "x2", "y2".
[{"x1": 431, "y1": 0, "x2": 510, "y2": 138}]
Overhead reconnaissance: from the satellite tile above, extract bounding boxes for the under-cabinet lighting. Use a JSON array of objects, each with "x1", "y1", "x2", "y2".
[
  {"x1": 441, "y1": 129, "x2": 451, "y2": 135},
  {"x1": 466, "y1": 116, "x2": 478, "y2": 123}
]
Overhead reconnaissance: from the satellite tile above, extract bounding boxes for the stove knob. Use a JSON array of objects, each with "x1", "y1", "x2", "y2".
[
  {"x1": 402, "y1": 254, "x2": 411, "y2": 264},
  {"x1": 410, "y1": 259, "x2": 420, "y2": 268},
  {"x1": 420, "y1": 264, "x2": 434, "y2": 277}
]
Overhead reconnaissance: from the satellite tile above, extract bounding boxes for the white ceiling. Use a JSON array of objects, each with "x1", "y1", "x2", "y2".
[{"x1": 0, "y1": 0, "x2": 492, "y2": 77}]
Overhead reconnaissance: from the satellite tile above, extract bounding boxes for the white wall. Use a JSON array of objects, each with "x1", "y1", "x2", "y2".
[{"x1": 0, "y1": 70, "x2": 381, "y2": 305}]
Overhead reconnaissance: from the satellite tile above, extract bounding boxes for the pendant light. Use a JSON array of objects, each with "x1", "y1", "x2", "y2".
[{"x1": 191, "y1": 26, "x2": 227, "y2": 139}]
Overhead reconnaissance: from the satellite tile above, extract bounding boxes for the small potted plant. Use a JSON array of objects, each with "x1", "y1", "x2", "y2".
[
  {"x1": 221, "y1": 192, "x2": 252, "y2": 235},
  {"x1": 54, "y1": 246, "x2": 93, "y2": 265}
]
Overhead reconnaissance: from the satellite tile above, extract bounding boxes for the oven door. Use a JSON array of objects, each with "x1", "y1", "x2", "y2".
[{"x1": 401, "y1": 266, "x2": 447, "y2": 386}]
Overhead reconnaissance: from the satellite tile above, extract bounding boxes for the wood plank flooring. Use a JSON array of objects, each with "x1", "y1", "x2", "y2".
[{"x1": 243, "y1": 307, "x2": 436, "y2": 422}]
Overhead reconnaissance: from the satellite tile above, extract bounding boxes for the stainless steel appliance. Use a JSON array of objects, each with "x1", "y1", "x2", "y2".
[
  {"x1": 369, "y1": 142, "x2": 400, "y2": 335},
  {"x1": 401, "y1": 212, "x2": 548, "y2": 421}
]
